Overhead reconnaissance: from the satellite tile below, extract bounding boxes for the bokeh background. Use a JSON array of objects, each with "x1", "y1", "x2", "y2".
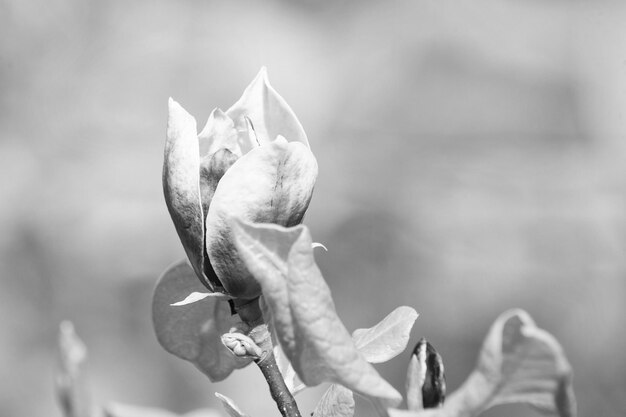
[{"x1": 2, "y1": 0, "x2": 625, "y2": 416}]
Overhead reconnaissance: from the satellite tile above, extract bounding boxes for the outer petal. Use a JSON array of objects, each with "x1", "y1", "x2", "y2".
[
  {"x1": 227, "y1": 67, "x2": 309, "y2": 147},
  {"x1": 205, "y1": 138, "x2": 318, "y2": 299},
  {"x1": 152, "y1": 260, "x2": 252, "y2": 381},
  {"x1": 163, "y1": 99, "x2": 210, "y2": 288}
]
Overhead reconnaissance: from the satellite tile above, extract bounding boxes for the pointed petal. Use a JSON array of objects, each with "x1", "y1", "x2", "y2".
[
  {"x1": 152, "y1": 260, "x2": 252, "y2": 381},
  {"x1": 405, "y1": 355, "x2": 424, "y2": 412},
  {"x1": 198, "y1": 108, "x2": 242, "y2": 157},
  {"x1": 205, "y1": 139, "x2": 317, "y2": 299},
  {"x1": 163, "y1": 99, "x2": 208, "y2": 287},
  {"x1": 227, "y1": 68, "x2": 309, "y2": 147},
  {"x1": 230, "y1": 220, "x2": 402, "y2": 407},
  {"x1": 199, "y1": 148, "x2": 239, "y2": 219}
]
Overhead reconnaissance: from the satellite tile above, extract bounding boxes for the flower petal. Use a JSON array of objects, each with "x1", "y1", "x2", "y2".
[
  {"x1": 152, "y1": 260, "x2": 252, "y2": 381},
  {"x1": 199, "y1": 148, "x2": 239, "y2": 224},
  {"x1": 227, "y1": 68, "x2": 309, "y2": 147},
  {"x1": 230, "y1": 220, "x2": 403, "y2": 407},
  {"x1": 198, "y1": 108, "x2": 243, "y2": 157},
  {"x1": 205, "y1": 138, "x2": 317, "y2": 299},
  {"x1": 163, "y1": 99, "x2": 208, "y2": 288}
]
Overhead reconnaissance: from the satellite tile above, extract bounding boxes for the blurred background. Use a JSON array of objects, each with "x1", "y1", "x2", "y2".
[{"x1": 1, "y1": 0, "x2": 625, "y2": 416}]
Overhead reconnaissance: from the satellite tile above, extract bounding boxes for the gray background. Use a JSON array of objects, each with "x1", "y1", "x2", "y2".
[{"x1": 1, "y1": 0, "x2": 625, "y2": 416}]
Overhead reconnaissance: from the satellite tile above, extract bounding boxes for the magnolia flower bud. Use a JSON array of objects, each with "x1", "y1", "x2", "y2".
[
  {"x1": 406, "y1": 338, "x2": 446, "y2": 410},
  {"x1": 163, "y1": 68, "x2": 318, "y2": 299}
]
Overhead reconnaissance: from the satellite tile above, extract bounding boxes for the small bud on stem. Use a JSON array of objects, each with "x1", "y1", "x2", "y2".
[
  {"x1": 233, "y1": 297, "x2": 302, "y2": 417},
  {"x1": 406, "y1": 338, "x2": 446, "y2": 410}
]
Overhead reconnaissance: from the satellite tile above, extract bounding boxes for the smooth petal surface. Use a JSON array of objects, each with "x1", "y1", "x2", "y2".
[
  {"x1": 227, "y1": 67, "x2": 309, "y2": 147},
  {"x1": 198, "y1": 108, "x2": 242, "y2": 157},
  {"x1": 231, "y1": 220, "x2": 402, "y2": 407},
  {"x1": 313, "y1": 384, "x2": 355, "y2": 417},
  {"x1": 152, "y1": 261, "x2": 252, "y2": 381},
  {"x1": 163, "y1": 99, "x2": 207, "y2": 287},
  {"x1": 206, "y1": 138, "x2": 317, "y2": 299},
  {"x1": 405, "y1": 355, "x2": 424, "y2": 412},
  {"x1": 199, "y1": 148, "x2": 239, "y2": 226},
  {"x1": 352, "y1": 306, "x2": 418, "y2": 364}
]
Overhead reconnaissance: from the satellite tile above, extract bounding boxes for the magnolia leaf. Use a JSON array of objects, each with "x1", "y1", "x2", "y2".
[
  {"x1": 152, "y1": 260, "x2": 252, "y2": 381},
  {"x1": 394, "y1": 309, "x2": 577, "y2": 417},
  {"x1": 313, "y1": 384, "x2": 355, "y2": 417},
  {"x1": 352, "y1": 306, "x2": 418, "y2": 364},
  {"x1": 226, "y1": 67, "x2": 309, "y2": 148},
  {"x1": 230, "y1": 219, "x2": 402, "y2": 408},
  {"x1": 215, "y1": 393, "x2": 250, "y2": 417}
]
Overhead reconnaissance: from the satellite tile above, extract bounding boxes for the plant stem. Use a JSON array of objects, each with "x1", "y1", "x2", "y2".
[
  {"x1": 234, "y1": 298, "x2": 302, "y2": 417},
  {"x1": 256, "y1": 351, "x2": 302, "y2": 417}
]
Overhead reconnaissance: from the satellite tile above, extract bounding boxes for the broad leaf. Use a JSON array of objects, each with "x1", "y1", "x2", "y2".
[
  {"x1": 352, "y1": 306, "x2": 418, "y2": 363},
  {"x1": 389, "y1": 309, "x2": 577, "y2": 417},
  {"x1": 152, "y1": 260, "x2": 252, "y2": 381},
  {"x1": 313, "y1": 384, "x2": 355, "y2": 417},
  {"x1": 215, "y1": 393, "x2": 250, "y2": 417},
  {"x1": 230, "y1": 219, "x2": 402, "y2": 408}
]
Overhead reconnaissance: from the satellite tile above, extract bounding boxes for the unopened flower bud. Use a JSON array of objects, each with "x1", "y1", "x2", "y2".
[
  {"x1": 406, "y1": 338, "x2": 446, "y2": 410},
  {"x1": 163, "y1": 68, "x2": 318, "y2": 300}
]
